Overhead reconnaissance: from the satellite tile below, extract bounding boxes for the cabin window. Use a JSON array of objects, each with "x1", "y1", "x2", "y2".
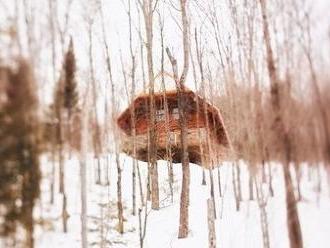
[
  {"x1": 156, "y1": 109, "x2": 165, "y2": 121},
  {"x1": 169, "y1": 132, "x2": 177, "y2": 144},
  {"x1": 172, "y1": 108, "x2": 179, "y2": 120},
  {"x1": 199, "y1": 127, "x2": 207, "y2": 138}
]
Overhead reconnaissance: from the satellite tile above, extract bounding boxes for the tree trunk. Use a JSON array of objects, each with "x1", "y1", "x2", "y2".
[
  {"x1": 132, "y1": 160, "x2": 137, "y2": 215},
  {"x1": 178, "y1": 156, "x2": 190, "y2": 238},
  {"x1": 207, "y1": 199, "x2": 216, "y2": 248},
  {"x1": 236, "y1": 162, "x2": 242, "y2": 201},
  {"x1": 62, "y1": 193, "x2": 68, "y2": 233},
  {"x1": 138, "y1": 208, "x2": 143, "y2": 248},
  {"x1": 202, "y1": 169, "x2": 207, "y2": 185},
  {"x1": 150, "y1": 162, "x2": 159, "y2": 210},
  {"x1": 58, "y1": 114, "x2": 68, "y2": 233},
  {"x1": 58, "y1": 126, "x2": 64, "y2": 194},
  {"x1": 80, "y1": 159, "x2": 88, "y2": 247},
  {"x1": 88, "y1": 21, "x2": 102, "y2": 185},
  {"x1": 140, "y1": 0, "x2": 159, "y2": 210},
  {"x1": 249, "y1": 170, "x2": 254, "y2": 201},
  {"x1": 166, "y1": 0, "x2": 190, "y2": 238},
  {"x1": 255, "y1": 179, "x2": 270, "y2": 248},
  {"x1": 268, "y1": 163, "x2": 274, "y2": 197},
  {"x1": 116, "y1": 153, "x2": 124, "y2": 234},
  {"x1": 209, "y1": 169, "x2": 217, "y2": 219},
  {"x1": 137, "y1": 163, "x2": 145, "y2": 207},
  {"x1": 159, "y1": 14, "x2": 174, "y2": 204},
  {"x1": 80, "y1": 94, "x2": 89, "y2": 248},
  {"x1": 232, "y1": 164, "x2": 240, "y2": 211},
  {"x1": 24, "y1": 206, "x2": 34, "y2": 248},
  {"x1": 50, "y1": 150, "x2": 55, "y2": 204},
  {"x1": 217, "y1": 167, "x2": 222, "y2": 197},
  {"x1": 100, "y1": 2, "x2": 124, "y2": 232},
  {"x1": 176, "y1": 65, "x2": 190, "y2": 239}
]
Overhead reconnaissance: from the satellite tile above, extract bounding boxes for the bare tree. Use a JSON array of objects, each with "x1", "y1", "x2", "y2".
[
  {"x1": 166, "y1": 0, "x2": 190, "y2": 238},
  {"x1": 86, "y1": 11, "x2": 102, "y2": 185},
  {"x1": 138, "y1": 0, "x2": 160, "y2": 210},
  {"x1": 297, "y1": 11, "x2": 330, "y2": 166},
  {"x1": 79, "y1": 82, "x2": 89, "y2": 248},
  {"x1": 53, "y1": 64, "x2": 69, "y2": 234},
  {"x1": 48, "y1": 0, "x2": 57, "y2": 205},
  {"x1": 158, "y1": 8, "x2": 174, "y2": 203},
  {"x1": 127, "y1": 0, "x2": 138, "y2": 216},
  {"x1": 99, "y1": 1, "x2": 125, "y2": 233},
  {"x1": 259, "y1": 0, "x2": 303, "y2": 247}
]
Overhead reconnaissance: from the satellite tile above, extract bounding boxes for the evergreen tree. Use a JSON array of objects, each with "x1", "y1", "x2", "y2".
[
  {"x1": 0, "y1": 60, "x2": 41, "y2": 247},
  {"x1": 51, "y1": 38, "x2": 78, "y2": 232},
  {"x1": 63, "y1": 38, "x2": 78, "y2": 120},
  {"x1": 53, "y1": 38, "x2": 78, "y2": 150}
]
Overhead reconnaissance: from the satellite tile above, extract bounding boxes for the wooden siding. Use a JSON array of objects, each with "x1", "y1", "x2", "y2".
[{"x1": 134, "y1": 111, "x2": 206, "y2": 135}]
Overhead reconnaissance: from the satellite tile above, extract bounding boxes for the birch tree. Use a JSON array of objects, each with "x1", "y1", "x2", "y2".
[
  {"x1": 99, "y1": 1, "x2": 125, "y2": 233},
  {"x1": 166, "y1": 0, "x2": 190, "y2": 238},
  {"x1": 138, "y1": 0, "x2": 160, "y2": 210}
]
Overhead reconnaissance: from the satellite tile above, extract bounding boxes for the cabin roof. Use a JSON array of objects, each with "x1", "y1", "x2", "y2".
[
  {"x1": 117, "y1": 86, "x2": 230, "y2": 148},
  {"x1": 118, "y1": 85, "x2": 219, "y2": 119}
]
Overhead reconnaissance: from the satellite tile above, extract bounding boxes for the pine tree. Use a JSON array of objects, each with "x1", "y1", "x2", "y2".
[
  {"x1": 53, "y1": 38, "x2": 78, "y2": 147},
  {"x1": 0, "y1": 60, "x2": 41, "y2": 247},
  {"x1": 63, "y1": 38, "x2": 78, "y2": 120},
  {"x1": 52, "y1": 39, "x2": 78, "y2": 233}
]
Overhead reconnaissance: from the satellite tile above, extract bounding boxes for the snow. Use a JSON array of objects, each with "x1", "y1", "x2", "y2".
[{"x1": 35, "y1": 155, "x2": 330, "y2": 248}]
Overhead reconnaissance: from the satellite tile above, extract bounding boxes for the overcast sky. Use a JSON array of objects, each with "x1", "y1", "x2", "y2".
[{"x1": 0, "y1": 0, "x2": 329, "y2": 111}]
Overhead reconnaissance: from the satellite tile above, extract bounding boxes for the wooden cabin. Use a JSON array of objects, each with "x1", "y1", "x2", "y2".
[{"x1": 117, "y1": 78, "x2": 231, "y2": 169}]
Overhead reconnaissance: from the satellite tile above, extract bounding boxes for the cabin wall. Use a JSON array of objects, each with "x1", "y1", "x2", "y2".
[{"x1": 134, "y1": 110, "x2": 206, "y2": 135}]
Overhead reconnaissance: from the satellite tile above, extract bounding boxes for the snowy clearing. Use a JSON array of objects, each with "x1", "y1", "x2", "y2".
[{"x1": 35, "y1": 155, "x2": 330, "y2": 248}]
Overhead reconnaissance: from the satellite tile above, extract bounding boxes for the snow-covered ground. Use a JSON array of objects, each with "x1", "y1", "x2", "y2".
[{"x1": 35, "y1": 154, "x2": 330, "y2": 248}]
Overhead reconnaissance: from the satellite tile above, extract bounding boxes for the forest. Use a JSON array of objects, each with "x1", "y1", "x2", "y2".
[{"x1": 0, "y1": 0, "x2": 330, "y2": 247}]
